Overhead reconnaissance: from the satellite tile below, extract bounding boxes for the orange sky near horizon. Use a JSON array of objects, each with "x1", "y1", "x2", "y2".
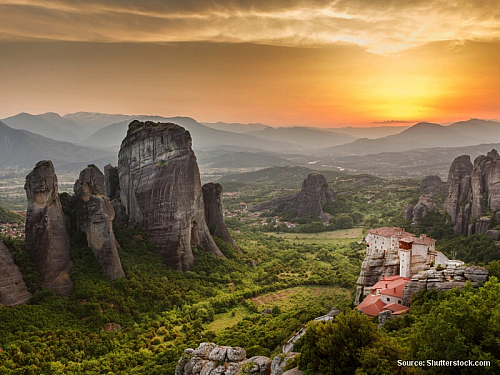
[{"x1": 1, "y1": 0, "x2": 499, "y2": 128}]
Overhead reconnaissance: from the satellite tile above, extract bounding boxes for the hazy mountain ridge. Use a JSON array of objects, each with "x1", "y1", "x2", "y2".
[
  {"x1": 320, "y1": 119, "x2": 500, "y2": 155},
  {"x1": 0, "y1": 120, "x2": 114, "y2": 170},
  {"x1": 82, "y1": 116, "x2": 299, "y2": 152},
  {"x1": 1, "y1": 112, "x2": 86, "y2": 143}
]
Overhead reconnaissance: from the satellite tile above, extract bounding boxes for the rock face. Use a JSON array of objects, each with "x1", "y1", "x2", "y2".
[
  {"x1": 445, "y1": 150, "x2": 500, "y2": 234},
  {"x1": 74, "y1": 165, "x2": 125, "y2": 281},
  {"x1": 402, "y1": 266, "x2": 489, "y2": 304},
  {"x1": 405, "y1": 196, "x2": 437, "y2": 222},
  {"x1": 104, "y1": 164, "x2": 120, "y2": 200},
  {"x1": 118, "y1": 121, "x2": 224, "y2": 271},
  {"x1": 420, "y1": 175, "x2": 445, "y2": 196},
  {"x1": 202, "y1": 183, "x2": 240, "y2": 251},
  {"x1": 270, "y1": 353, "x2": 300, "y2": 375},
  {"x1": 0, "y1": 239, "x2": 31, "y2": 306},
  {"x1": 24, "y1": 160, "x2": 73, "y2": 296},
  {"x1": 249, "y1": 172, "x2": 336, "y2": 221}
]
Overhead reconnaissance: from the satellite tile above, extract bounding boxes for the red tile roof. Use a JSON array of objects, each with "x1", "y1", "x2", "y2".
[
  {"x1": 384, "y1": 303, "x2": 410, "y2": 313},
  {"x1": 380, "y1": 282, "x2": 407, "y2": 298},
  {"x1": 356, "y1": 294, "x2": 386, "y2": 318},
  {"x1": 368, "y1": 227, "x2": 414, "y2": 238},
  {"x1": 371, "y1": 275, "x2": 410, "y2": 293}
]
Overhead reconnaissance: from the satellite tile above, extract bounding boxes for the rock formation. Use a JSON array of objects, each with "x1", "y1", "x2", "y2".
[
  {"x1": 249, "y1": 172, "x2": 336, "y2": 221},
  {"x1": 444, "y1": 155, "x2": 473, "y2": 234},
  {"x1": 118, "y1": 120, "x2": 224, "y2": 271},
  {"x1": 0, "y1": 239, "x2": 31, "y2": 306},
  {"x1": 202, "y1": 182, "x2": 240, "y2": 251},
  {"x1": 445, "y1": 150, "x2": 500, "y2": 234},
  {"x1": 404, "y1": 196, "x2": 437, "y2": 222},
  {"x1": 104, "y1": 164, "x2": 120, "y2": 200},
  {"x1": 176, "y1": 343, "x2": 294, "y2": 375},
  {"x1": 74, "y1": 165, "x2": 125, "y2": 280},
  {"x1": 24, "y1": 160, "x2": 73, "y2": 296},
  {"x1": 420, "y1": 175, "x2": 445, "y2": 196},
  {"x1": 402, "y1": 266, "x2": 488, "y2": 305}
]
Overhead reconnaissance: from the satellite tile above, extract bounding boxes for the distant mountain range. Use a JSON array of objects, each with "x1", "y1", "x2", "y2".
[
  {"x1": 81, "y1": 116, "x2": 299, "y2": 152},
  {"x1": 320, "y1": 119, "x2": 500, "y2": 155},
  {"x1": 2, "y1": 111, "x2": 500, "y2": 178},
  {"x1": 0, "y1": 120, "x2": 114, "y2": 171}
]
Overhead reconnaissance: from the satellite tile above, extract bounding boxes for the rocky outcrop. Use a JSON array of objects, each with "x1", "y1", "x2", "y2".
[
  {"x1": 445, "y1": 150, "x2": 500, "y2": 234},
  {"x1": 176, "y1": 343, "x2": 297, "y2": 375},
  {"x1": 249, "y1": 173, "x2": 336, "y2": 221},
  {"x1": 402, "y1": 266, "x2": 489, "y2": 304},
  {"x1": 403, "y1": 205, "x2": 413, "y2": 221},
  {"x1": 420, "y1": 175, "x2": 444, "y2": 196},
  {"x1": 24, "y1": 160, "x2": 73, "y2": 296},
  {"x1": 0, "y1": 239, "x2": 31, "y2": 306},
  {"x1": 202, "y1": 183, "x2": 240, "y2": 251},
  {"x1": 118, "y1": 121, "x2": 224, "y2": 271},
  {"x1": 413, "y1": 196, "x2": 437, "y2": 220},
  {"x1": 104, "y1": 164, "x2": 120, "y2": 200},
  {"x1": 444, "y1": 155, "x2": 473, "y2": 234},
  {"x1": 355, "y1": 247, "x2": 400, "y2": 304},
  {"x1": 74, "y1": 165, "x2": 125, "y2": 281},
  {"x1": 271, "y1": 353, "x2": 300, "y2": 375},
  {"x1": 377, "y1": 310, "x2": 393, "y2": 328}
]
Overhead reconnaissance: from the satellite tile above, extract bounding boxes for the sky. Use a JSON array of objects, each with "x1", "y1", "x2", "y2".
[{"x1": 1, "y1": 0, "x2": 500, "y2": 127}]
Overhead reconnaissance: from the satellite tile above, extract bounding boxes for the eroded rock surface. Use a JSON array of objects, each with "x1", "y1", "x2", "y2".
[
  {"x1": 402, "y1": 266, "x2": 489, "y2": 304},
  {"x1": 202, "y1": 182, "x2": 240, "y2": 251},
  {"x1": 74, "y1": 165, "x2": 125, "y2": 280},
  {"x1": 104, "y1": 164, "x2": 120, "y2": 199},
  {"x1": 0, "y1": 239, "x2": 31, "y2": 306},
  {"x1": 118, "y1": 121, "x2": 224, "y2": 271},
  {"x1": 445, "y1": 150, "x2": 500, "y2": 234},
  {"x1": 24, "y1": 160, "x2": 73, "y2": 296},
  {"x1": 249, "y1": 172, "x2": 336, "y2": 221}
]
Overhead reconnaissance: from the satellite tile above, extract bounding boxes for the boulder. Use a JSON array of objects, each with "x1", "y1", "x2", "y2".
[
  {"x1": 226, "y1": 347, "x2": 246, "y2": 362},
  {"x1": 245, "y1": 356, "x2": 272, "y2": 375},
  {"x1": 118, "y1": 121, "x2": 225, "y2": 271},
  {"x1": 74, "y1": 165, "x2": 125, "y2": 280},
  {"x1": 24, "y1": 160, "x2": 73, "y2": 296},
  {"x1": 281, "y1": 369, "x2": 303, "y2": 375},
  {"x1": 0, "y1": 239, "x2": 31, "y2": 306},
  {"x1": 270, "y1": 353, "x2": 300, "y2": 375},
  {"x1": 202, "y1": 183, "x2": 240, "y2": 251},
  {"x1": 249, "y1": 173, "x2": 336, "y2": 221}
]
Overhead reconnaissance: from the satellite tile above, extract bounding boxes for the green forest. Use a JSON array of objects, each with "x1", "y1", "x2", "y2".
[{"x1": 1, "y1": 169, "x2": 500, "y2": 374}]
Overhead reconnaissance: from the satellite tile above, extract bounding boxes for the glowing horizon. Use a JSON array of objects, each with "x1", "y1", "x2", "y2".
[{"x1": 1, "y1": 1, "x2": 499, "y2": 128}]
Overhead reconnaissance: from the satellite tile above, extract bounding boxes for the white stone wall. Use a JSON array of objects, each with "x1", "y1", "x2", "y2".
[
  {"x1": 380, "y1": 293, "x2": 403, "y2": 305},
  {"x1": 399, "y1": 249, "x2": 411, "y2": 278}
]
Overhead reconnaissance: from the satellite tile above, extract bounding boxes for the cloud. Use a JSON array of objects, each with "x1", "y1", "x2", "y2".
[{"x1": 1, "y1": 0, "x2": 500, "y2": 53}]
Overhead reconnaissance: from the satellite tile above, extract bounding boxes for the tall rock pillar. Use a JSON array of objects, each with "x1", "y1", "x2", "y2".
[{"x1": 24, "y1": 160, "x2": 73, "y2": 296}]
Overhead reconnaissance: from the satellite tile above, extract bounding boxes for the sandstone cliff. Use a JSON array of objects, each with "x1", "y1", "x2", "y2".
[
  {"x1": 74, "y1": 165, "x2": 125, "y2": 280},
  {"x1": 202, "y1": 183, "x2": 240, "y2": 251},
  {"x1": 104, "y1": 164, "x2": 120, "y2": 200},
  {"x1": 24, "y1": 160, "x2": 73, "y2": 296},
  {"x1": 402, "y1": 266, "x2": 488, "y2": 304},
  {"x1": 249, "y1": 172, "x2": 336, "y2": 220},
  {"x1": 118, "y1": 121, "x2": 224, "y2": 271},
  {"x1": 0, "y1": 239, "x2": 31, "y2": 306},
  {"x1": 444, "y1": 150, "x2": 500, "y2": 234}
]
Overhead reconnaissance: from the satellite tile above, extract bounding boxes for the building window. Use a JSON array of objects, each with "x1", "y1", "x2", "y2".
[
  {"x1": 387, "y1": 298, "x2": 390, "y2": 302},
  {"x1": 398, "y1": 300, "x2": 401, "y2": 304}
]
